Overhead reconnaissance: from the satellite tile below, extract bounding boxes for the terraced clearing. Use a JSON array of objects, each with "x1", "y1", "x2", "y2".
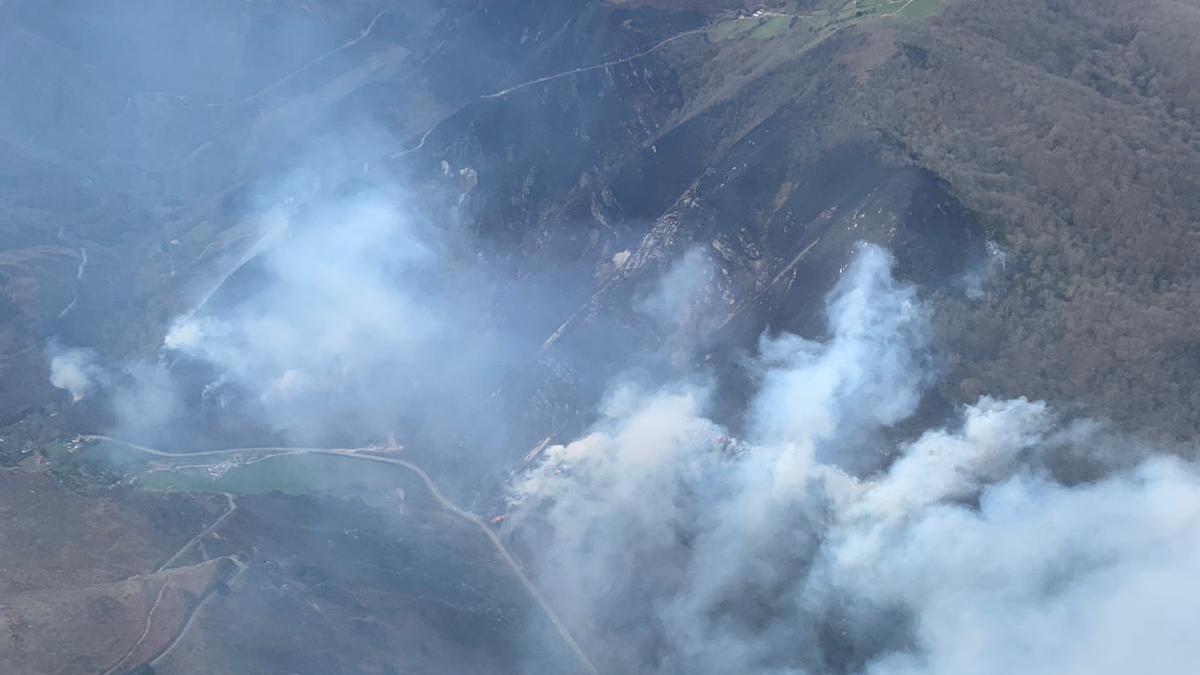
[
  {"x1": 750, "y1": 15, "x2": 792, "y2": 40},
  {"x1": 855, "y1": 0, "x2": 944, "y2": 17},
  {"x1": 707, "y1": 0, "x2": 947, "y2": 43},
  {"x1": 892, "y1": 0, "x2": 947, "y2": 18}
]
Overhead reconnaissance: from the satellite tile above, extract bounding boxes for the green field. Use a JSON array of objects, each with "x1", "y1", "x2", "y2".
[
  {"x1": 853, "y1": 0, "x2": 947, "y2": 19},
  {"x1": 708, "y1": 14, "x2": 805, "y2": 42},
  {"x1": 136, "y1": 453, "x2": 432, "y2": 506},
  {"x1": 53, "y1": 442, "x2": 439, "y2": 508},
  {"x1": 749, "y1": 16, "x2": 792, "y2": 40},
  {"x1": 707, "y1": 0, "x2": 947, "y2": 46},
  {"x1": 43, "y1": 440, "x2": 72, "y2": 460},
  {"x1": 894, "y1": 0, "x2": 946, "y2": 18},
  {"x1": 44, "y1": 440, "x2": 156, "y2": 480}
]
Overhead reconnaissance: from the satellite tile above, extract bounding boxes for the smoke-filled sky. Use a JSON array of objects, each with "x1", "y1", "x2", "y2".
[{"x1": 507, "y1": 246, "x2": 1200, "y2": 675}]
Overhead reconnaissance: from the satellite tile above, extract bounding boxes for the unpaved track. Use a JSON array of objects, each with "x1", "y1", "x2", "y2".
[
  {"x1": 101, "y1": 580, "x2": 172, "y2": 675},
  {"x1": 149, "y1": 557, "x2": 248, "y2": 668},
  {"x1": 57, "y1": 246, "x2": 87, "y2": 319},
  {"x1": 392, "y1": 124, "x2": 439, "y2": 158},
  {"x1": 100, "y1": 555, "x2": 242, "y2": 675},
  {"x1": 156, "y1": 492, "x2": 238, "y2": 573},
  {"x1": 82, "y1": 435, "x2": 355, "y2": 458},
  {"x1": 480, "y1": 26, "x2": 708, "y2": 101},
  {"x1": 0, "y1": 344, "x2": 35, "y2": 363},
  {"x1": 478, "y1": 5, "x2": 915, "y2": 102},
  {"x1": 100, "y1": 489, "x2": 239, "y2": 673},
  {"x1": 209, "y1": 10, "x2": 390, "y2": 107},
  {"x1": 320, "y1": 450, "x2": 599, "y2": 674}
]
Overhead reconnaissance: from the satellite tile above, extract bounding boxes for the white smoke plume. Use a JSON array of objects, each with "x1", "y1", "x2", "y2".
[
  {"x1": 162, "y1": 187, "x2": 438, "y2": 437},
  {"x1": 46, "y1": 343, "x2": 103, "y2": 402},
  {"x1": 636, "y1": 247, "x2": 720, "y2": 364},
  {"x1": 144, "y1": 150, "x2": 534, "y2": 451},
  {"x1": 509, "y1": 245, "x2": 1200, "y2": 675}
]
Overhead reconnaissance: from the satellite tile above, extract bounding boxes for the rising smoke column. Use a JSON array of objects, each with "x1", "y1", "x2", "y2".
[
  {"x1": 46, "y1": 342, "x2": 102, "y2": 402},
  {"x1": 165, "y1": 193, "x2": 432, "y2": 417},
  {"x1": 509, "y1": 245, "x2": 1200, "y2": 675}
]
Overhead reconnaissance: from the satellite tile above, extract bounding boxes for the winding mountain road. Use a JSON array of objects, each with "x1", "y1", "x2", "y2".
[
  {"x1": 480, "y1": 26, "x2": 708, "y2": 101},
  {"x1": 85, "y1": 436, "x2": 599, "y2": 675},
  {"x1": 209, "y1": 9, "x2": 390, "y2": 108},
  {"x1": 392, "y1": 124, "x2": 439, "y2": 158},
  {"x1": 156, "y1": 492, "x2": 238, "y2": 573},
  {"x1": 81, "y1": 435, "x2": 355, "y2": 458},
  {"x1": 56, "y1": 246, "x2": 87, "y2": 319},
  {"x1": 0, "y1": 344, "x2": 36, "y2": 363},
  {"x1": 319, "y1": 450, "x2": 599, "y2": 674},
  {"x1": 101, "y1": 580, "x2": 172, "y2": 675},
  {"x1": 149, "y1": 557, "x2": 248, "y2": 669}
]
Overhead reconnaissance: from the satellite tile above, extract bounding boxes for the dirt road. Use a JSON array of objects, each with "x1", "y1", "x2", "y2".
[{"x1": 88, "y1": 436, "x2": 600, "y2": 674}]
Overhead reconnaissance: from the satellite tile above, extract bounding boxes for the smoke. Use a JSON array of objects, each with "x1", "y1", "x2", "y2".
[
  {"x1": 46, "y1": 343, "x2": 102, "y2": 402},
  {"x1": 749, "y1": 244, "x2": 929, "y2": 472},
  {"x1": 636, "y1": 247, "x2": 720, "y2": 364},
  {"x1": 100, "y1": 138, "x2": 561, "y2": 476},
  {"x1": 161, "y1": 181, "x2": 440, "y2": 439},
  {"x1": 959, "y1": 240, "x2": 1008, "y2": 300},
  {"x1": 509, "y1": 245, "x2": 1200, "y2": 675},
  {"x1": 834, "y1": 455, "x2": 1200, "y2": 675}
]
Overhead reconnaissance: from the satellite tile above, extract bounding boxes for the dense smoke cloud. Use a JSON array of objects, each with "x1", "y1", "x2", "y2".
[
  {"x1": 838, "y1": 453, "x2": 1200, "y2": 675},
  {"x1": 46, "y1": 342, "x2": 102, "y2": 402},
  {"x1": 162, "y1": 182, "x2": 439, "y2": 439},
  {"x1": 635, "y1": 247, "x2": 720, "y2": 365},
  {"x1": 509, "y1": 246, "x2": 1200, "y2": 675},
  {"x1": 108, "y1": 139, "x2": 536, "y2": 458}
]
